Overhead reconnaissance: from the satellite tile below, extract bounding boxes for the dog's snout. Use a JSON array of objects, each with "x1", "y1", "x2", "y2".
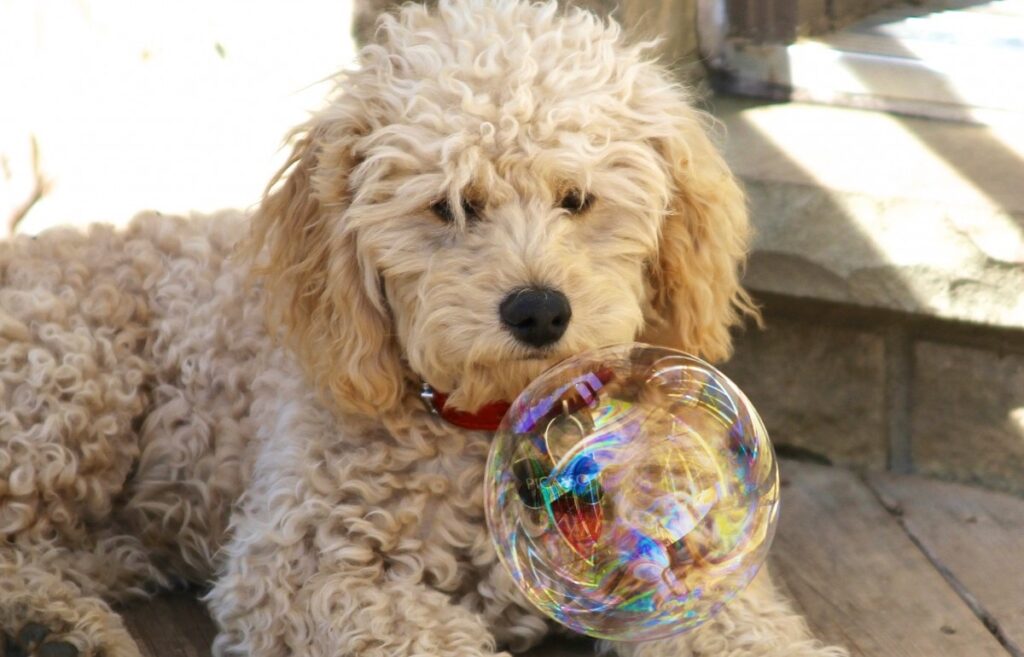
[{"x1": 499, "y1": 287, "x2": 572, "y2": 348}]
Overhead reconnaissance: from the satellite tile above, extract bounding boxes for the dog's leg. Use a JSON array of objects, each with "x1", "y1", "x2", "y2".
[
  {"x1": 214, "y1": 568, "x2": 505, "y2": 654},
  {"x1": 0, "y1": 531, "x2": 166, "y2": 657},
  {"x1": 207, "y1": 449, "x2": 507, "y2": 657},
  {"x1": 208, "y1": 514, "x2": 507, "y2": 657},
  {"x1": 210, "y1": 547, "x2": 506, "y2": 657},
  {"x1": 601, "y1": 569, "x2": 847, "y2": 657}
]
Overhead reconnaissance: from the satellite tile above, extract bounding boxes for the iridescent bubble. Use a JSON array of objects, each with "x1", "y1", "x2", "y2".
[{"x1": 484, "y1": 343, "x2": 779, "y2": 642}]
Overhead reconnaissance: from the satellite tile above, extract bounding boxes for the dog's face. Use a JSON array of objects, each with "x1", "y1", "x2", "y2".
[{"x1": 248, "y1": 0, "x2": 755, "y2": 415}]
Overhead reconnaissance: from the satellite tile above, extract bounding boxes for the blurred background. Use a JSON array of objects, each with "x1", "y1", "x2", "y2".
[{"x1": 3, "y1": 2, "x2": 1022, "y2": 654}]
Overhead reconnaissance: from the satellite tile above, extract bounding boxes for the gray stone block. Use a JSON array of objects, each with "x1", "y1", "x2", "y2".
[
  {"x1": 717, "y1": 95, "x2": 1024, "y2": 332},
  {"x1": 911, "y1": 342, "x2": 1024, "y2": 495},
  {"x1": 739, "y1": 179, "x2": 1024, "y2": 330},
  {"x1": 722, "y1": 317, "x2": 888, "y2": 468}
]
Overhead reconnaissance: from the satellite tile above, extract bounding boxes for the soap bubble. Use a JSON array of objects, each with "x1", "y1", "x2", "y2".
[{"x1": 485, "y1": 344, "x2": 779, "y2": 642}]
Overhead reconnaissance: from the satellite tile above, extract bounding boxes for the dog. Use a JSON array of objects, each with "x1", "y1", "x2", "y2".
[{"x1": 0, "y1": 2, "x2": 847, "y2": 656}]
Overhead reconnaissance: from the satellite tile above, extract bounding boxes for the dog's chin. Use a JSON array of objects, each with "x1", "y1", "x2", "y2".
[{"x1": 427, "y1": 355, "x2": 563, "y2": 412}]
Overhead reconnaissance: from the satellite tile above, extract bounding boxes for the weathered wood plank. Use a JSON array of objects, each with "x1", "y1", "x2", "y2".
[
  {"x1": 726, "y1": 0, "x2": 898, "y2": 42},
  {"x1": 769, "y1": 461, "x2": 1008, "y2": 657},
  {"x1": 526, "y1": 637, "x2": 597, "y2": 656},
  {"x1": 867, "y1": 473, "x2": 1024, "y2": 656},
  {"x1": 726, "y1": 0, "x2": 801, "y2": 42},
  {"x1": 119, "y1": 592, "x2": 593, "y2": 657},
  {"x1": 829, "y1": 0, "x2": 900, "y2": 29},
  {"x1": 123, "y1": 463, "x2": 1023, "y2": 657},
  {"x1": 121, "y1": 592, "x2": 217, "y2": 657}
]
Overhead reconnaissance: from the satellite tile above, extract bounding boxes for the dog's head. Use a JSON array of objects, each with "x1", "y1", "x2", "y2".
[{"x1": 245, "y1": 0, "x2": 756, "y2": 417}]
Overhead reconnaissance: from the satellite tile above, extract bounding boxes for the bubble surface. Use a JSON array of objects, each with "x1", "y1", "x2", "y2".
[{"x1": 485, "y1": 344, "x2": 779, "y2": 641}]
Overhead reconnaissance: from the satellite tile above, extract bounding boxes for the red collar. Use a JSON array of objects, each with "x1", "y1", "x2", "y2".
[{"x1": 420, "y1": 384, "x2": 511, "y2": 431}]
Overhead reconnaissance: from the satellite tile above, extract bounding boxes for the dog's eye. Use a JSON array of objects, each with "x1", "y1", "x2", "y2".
[
  {"x1": 430, "y1": 198, "x2": 479, "y2": 224},
  {"x1": 559, "y1": 190, "x2": 594, "y2": 215}
]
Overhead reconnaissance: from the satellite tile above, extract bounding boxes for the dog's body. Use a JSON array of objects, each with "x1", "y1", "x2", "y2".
[{"x1": 1, "y1": 2, "x2": 846, "y2": 656}]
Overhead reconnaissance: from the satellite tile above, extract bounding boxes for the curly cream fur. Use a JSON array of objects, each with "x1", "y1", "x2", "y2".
[{"x1": 1, "y1": 2, "x2": 843, "y2": 656}]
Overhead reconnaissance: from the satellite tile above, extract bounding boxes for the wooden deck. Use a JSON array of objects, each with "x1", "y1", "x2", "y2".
[{"x1": 121, "y1": 461, "x2": 1024, "y2": 657}]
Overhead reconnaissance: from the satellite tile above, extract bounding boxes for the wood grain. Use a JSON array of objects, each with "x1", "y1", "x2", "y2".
[
  {"x1": 119, "y1": 592, "x2": 594, "y2": 657},
  {"x1": 829, "y1": 0, "x2": 898, "y2": 28},
  {"x1": 867, "y1": 472, "x2": 1024, "y2": 656},
  {"x1": 526, "y1": 637, "x2": 597, "y2": 656},
  {"x1": 121, "y1": 592, "x2": 217, "y2": 657},
  {"x1": 770, "y1": 461, "x2": 1008, "y2": 657}
]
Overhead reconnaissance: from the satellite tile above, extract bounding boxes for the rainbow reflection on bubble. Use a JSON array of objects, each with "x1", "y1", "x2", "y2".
[{"x1": 484, "y1": 344, "x2": 779, "y2": 642}]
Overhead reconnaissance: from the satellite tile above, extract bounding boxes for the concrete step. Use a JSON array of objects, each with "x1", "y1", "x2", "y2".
[
  {"x1": 714, "y1": 94, "x2": 1024, "y2": 328},
  {"x1": 710, "y1": 95, "x2": 1024, "y2": 495}
]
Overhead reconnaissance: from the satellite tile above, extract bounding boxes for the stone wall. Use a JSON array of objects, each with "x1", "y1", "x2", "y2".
[
  {"x1": 721, "y1": 297, "x2": 1024, "y2": 496},
  {"x1": 714, "y1": 95, "x2": 1024, "y2": 497},
  {"x1": 911, "y1": 342, "x2": 1024, "y2": 494},
  {"x1": 723, "y1": 315, "x2": 889, "y2": 469}
]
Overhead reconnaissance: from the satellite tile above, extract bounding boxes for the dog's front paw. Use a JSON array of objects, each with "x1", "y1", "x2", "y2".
[
  {"x1": 2, "y1": 623, "x2": 80, "y2": 657},
  {"x1": 0, "y1": 617, "x2": 140, "y2": 657}
]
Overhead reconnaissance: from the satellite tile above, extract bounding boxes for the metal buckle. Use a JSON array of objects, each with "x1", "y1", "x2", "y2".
[{"x1": 420, "y1": 383, "x2": 440, "y2": 415}]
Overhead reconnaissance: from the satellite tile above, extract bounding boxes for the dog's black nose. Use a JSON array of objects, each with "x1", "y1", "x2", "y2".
[{"x1": 499, "y1": 287, "x2": 572, "y2": 348}]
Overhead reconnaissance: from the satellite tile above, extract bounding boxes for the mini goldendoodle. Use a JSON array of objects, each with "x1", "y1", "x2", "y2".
[{"x1": 0, "y1": 2, "x2": 847, "y2": 656}]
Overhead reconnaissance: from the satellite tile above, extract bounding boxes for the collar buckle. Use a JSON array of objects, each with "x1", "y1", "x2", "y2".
[{"x1": 420, "y1": 383, "x2": 441, "y2": 415}]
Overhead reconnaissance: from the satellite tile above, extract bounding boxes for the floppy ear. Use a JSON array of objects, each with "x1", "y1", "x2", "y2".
[
  {"x1": 242, "y1": 118, "x2": 405, "y2": 416},
  {"x1": 641, "y1": 102, "x2": 760, "y2": 362}
]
